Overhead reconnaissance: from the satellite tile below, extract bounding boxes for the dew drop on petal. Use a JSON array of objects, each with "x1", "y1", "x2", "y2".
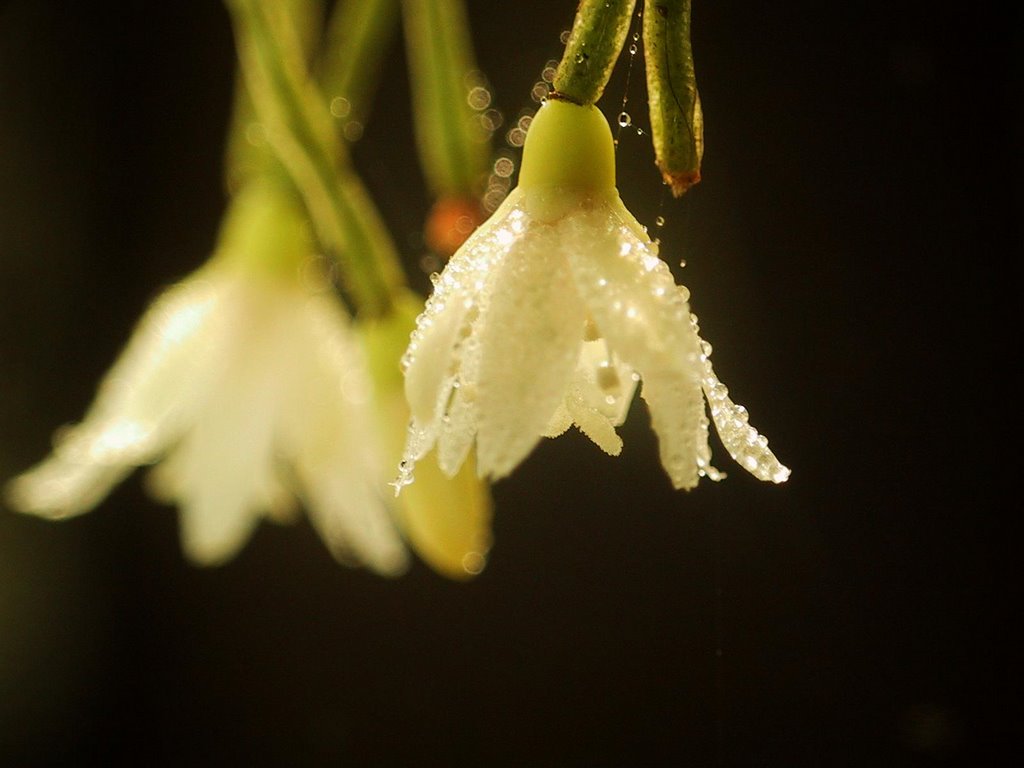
[{"x1": 617, "y1": 111, "x2": 632, "y2": 127}]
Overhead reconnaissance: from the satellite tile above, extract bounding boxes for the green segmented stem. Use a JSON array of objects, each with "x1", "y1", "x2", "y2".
[
  {"x1": 553, "y1": 0, "x2": 637, "y2": 106},
  {"x1": 643, "y1": 0, "x2": 703, "y2": 195}
]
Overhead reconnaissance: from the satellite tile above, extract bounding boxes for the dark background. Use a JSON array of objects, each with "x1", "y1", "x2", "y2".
[{"x1": 0, "y1": 1, "x2": 1016, "y2": 765}]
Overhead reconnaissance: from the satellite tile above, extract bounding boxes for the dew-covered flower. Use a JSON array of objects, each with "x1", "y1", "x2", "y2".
[
  {"x1": 5, "y1": 181, "x2": 408, "y2": 573},
  {"x1": 397, "y1": 98, "x2": 789, "y2": 490}
]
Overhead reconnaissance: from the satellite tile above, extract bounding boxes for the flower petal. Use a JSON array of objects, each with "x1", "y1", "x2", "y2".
[
  {"x1": 62, "y1": 276, "x2": 229, "y2": 465},
  {"x1": 163, "y1": 340, "x2": 285, "y2": 565},
  {"x1": 693, "y1": 318, "x2": 791, "y2": 484},
  {"x1": 472, "y1": 213, "x2": 586, "y2": 479},
  {"x1": 402, "y1": 197, "x2": 522, "y2": 448},
  {"x1": 4, "y1": 458, "x2": 131, "y2": 519},
  {"x1": 564, "y1": 199, "x2": 705, "y2": 489},
  {"x1": 558, "y1": 339, "x2": 638, "y2": 455},
  {"x1": 282, "y1": 292, "x2": 409, "y2": 575},
  {"x1": 5, "y1": 275, "x2": 231, "y2": 517}
]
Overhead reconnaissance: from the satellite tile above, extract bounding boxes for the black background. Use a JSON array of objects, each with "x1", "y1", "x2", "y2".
[{"x1": 0, "y1": 1, "x2": 1016, "y2": 765}]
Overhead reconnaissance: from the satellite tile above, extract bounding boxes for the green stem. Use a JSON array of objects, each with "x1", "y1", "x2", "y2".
[
  {"x1": 318, "y1": 0, "x2": 400, "y2": 132},
  {"x1": 643, "y1": 0, "x2": 703, "y2": 195},
  {"x1": 224, "y1": 0, "x2": 323, "y2": 193},
  {"x1": 553, "y1": 0, "x2": 637, "y2": 106},
  {"x1": 402, "y1": 0, "x2": 489, "y2": 198},
  {"x1": 226, "y1": 0, "x2": 406, "y2": 318}
]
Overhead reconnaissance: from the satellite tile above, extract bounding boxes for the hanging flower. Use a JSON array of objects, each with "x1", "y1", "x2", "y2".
[
  {"x1": 5, "y1": 181, "x2": 408, "y2": 573},
  {"x1": 397, "y1": 98, "x2": 789, "y2": 491}
]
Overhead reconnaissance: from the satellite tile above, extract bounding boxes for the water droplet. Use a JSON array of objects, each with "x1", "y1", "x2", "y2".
[
  {"x1": 493, "y1": 157, "x2": 515, "y2": 177},
  {"x1": 628, "y1": 43, "x2": 638, "y2": 55},
  {"x1": 429, "y1": 272, "x2": 440, "y2": 286},
  {"x1": 617, "y1": 111, "x2": 632, "y2": 127},
  {"x1": 467, "y1": 85, "x2": 491, "y2": 110},
  {"x1": 574, "y1": 51, "x2": 588, "y2": 64},
  {"x1": 329, "y1": 96, "x2": 351, "y2": 118},
  {"x1": 342, "y1": 120, "x2": 363, "y2": 142},
  {"x1": 678, "y1": 258, "x2": 687, "y2": 268},
  {"x1": 462, "y1": 551, "x2": 486, "y2": 575},
  {"x1": 560, "y1": 29, "x2": 571, "y2": 44},
  {"x1": 418, "y1": 253, "x2": 441, "y2": 274},
  {"x1": 655, "y1": 215, "x2": 665, "y2": 227},
  {"x1": 506, "y1": 127, "x2": 526, "y2": 147},
  {"x1": 480, "y1": 108, "x2": 503, "y2": 132}
]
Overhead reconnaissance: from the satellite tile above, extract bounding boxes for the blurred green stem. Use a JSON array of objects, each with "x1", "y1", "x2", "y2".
[
  {"x1": 319, "y1": 0, "x2": 400, "y2": 132},
  {"x1": 553, "y1": 0, "x2": 636, "y2": 106},
  {"x1": 226, "y1": 0, "x2": 405, "y2": 318},
  {"x1": 402, "y1": 0, "x2": 488, "y2": 198},
  {"x1": 643, "y1": 0, "x2": 703, "y2": 195},
  {"x1": 224, "y1": 0, "x2": 323, "y2": 192}
]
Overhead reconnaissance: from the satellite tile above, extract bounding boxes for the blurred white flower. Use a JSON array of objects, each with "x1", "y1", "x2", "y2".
[
  {"x1": 397, "y1": 99, "x2": 789, "y2": 490},
  {"x1": 5, "y1": 183, "x2": 408, "y2": 573}
]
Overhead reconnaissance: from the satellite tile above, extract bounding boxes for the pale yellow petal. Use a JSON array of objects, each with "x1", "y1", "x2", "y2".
[
  {"x1": 282, "y1": 292, "x2": 409, "y2": 575},
  {"x1": 564, "y1": 200, "x2": 705, "y2": 489},
  {"x1": 694, "y1": 320, "x2": 791, "y2": 484},
  {"x1": 473, "y1": 218, "x2": 586, "y2": 479}
]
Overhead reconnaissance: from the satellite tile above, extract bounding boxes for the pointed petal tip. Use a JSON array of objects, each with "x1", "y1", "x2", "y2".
[{"x1": 3, "y1": 458, "x2": 126, "y2": 520}]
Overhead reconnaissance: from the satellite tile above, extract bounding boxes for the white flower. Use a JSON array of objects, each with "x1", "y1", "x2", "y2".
[
  {"x1": 397, "y1": 99, "x2": 789, "y2": 490},
  {"x1": 6, "y1": 183, "x2": 408, "y2": 573}
]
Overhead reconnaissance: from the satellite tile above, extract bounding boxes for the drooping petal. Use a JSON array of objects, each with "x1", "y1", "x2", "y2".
[
  {"x1": 61, "y1": 276, "x2": 229, "y2": 465},
  {"x1": 404, "y1": 197, "x2": 532, "y2": 414},
  {"x1": 542, "y1": 401, "x2": 573, "y2": 439},
  {"x1": 637, "y1": 366, "x2": 707, "y2": 489},
  {"x1": 472, "y1": 209, "x2": 587, "y2": 479},
  {"x1": 281, "y1": 291, "x2": 408, "y2": 576},
  {"x1": 558, "y1": 339, "x2": 638, "y2": 456},
  {"x1": 6, "y1": 275, "x2": 232, "y2": 518},
  {"x1": 693, "y1": 318, "x2": 791, "y2": 484},
  {"x1": 160, "y1": 285, "x2": 290, "y2": 565},
  {"x1": 4, "y1": 458, "x2": 132, "y2": 519},
  {"x1": 564, "y1": 199, "x2": 706, "y2": 489}
]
